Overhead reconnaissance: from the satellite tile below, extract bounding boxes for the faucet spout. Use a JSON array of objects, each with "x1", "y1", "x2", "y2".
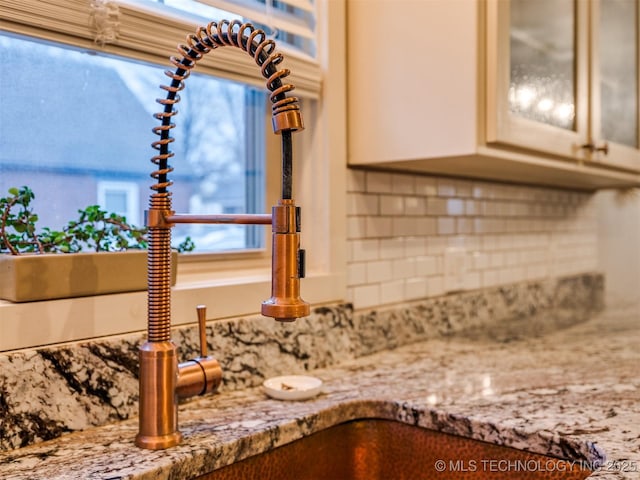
[{"x1": 136, "y1": 20, "x2": 309, "y2": 449}]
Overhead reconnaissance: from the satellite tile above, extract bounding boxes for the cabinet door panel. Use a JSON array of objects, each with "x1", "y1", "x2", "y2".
[
  {"x1": 600, "y1": 0, "x2": 638, "y2": 148},
  {"x1": 591, "y1": 0, "x2": 640, "y2": 171},
  {"x1": 509, "y1": 0, "x2": 576, "y2": 131},
  {"x1": 486, "y1": 0, "x2": 589, "y2": 160}
]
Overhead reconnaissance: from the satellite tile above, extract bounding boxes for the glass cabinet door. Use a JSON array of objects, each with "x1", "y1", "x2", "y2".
[
  {"x1": 591, "y1": 0, "x2": 640, "y2": 170},
  {"x1": 486, "y1": 0, "x2": 589, "y2": 160},
  {"x1": 509, "y1": 0, "x2": 576, "y2": 131}
]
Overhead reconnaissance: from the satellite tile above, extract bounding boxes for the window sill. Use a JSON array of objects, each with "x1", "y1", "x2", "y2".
[{"x1": 0, "y1": 269, "x2": 345, "y2": 352}]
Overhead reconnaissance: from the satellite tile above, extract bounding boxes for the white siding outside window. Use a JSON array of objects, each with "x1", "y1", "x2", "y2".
[{"x1": 97, "y1": 181, "x2": 141, "y2": 225}]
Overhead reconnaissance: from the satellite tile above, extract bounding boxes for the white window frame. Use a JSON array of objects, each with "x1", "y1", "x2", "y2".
[{"x1": 0, "y1": 0, "x2": 346, "y2": 351}]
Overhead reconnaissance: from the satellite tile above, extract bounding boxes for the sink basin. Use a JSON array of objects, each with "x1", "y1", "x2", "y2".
[{"x1": 197, "y1": 419, "x2": 592, "y2": 479}]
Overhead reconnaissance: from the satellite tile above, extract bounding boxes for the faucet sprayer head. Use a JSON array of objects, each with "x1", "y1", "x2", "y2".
[{"x1": 261, "y1": 199, "x2": 310, "y2": 322}]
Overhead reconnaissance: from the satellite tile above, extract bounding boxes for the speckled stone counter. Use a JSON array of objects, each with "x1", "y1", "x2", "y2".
[
  {"x1": 3, "y1": 272, "x2": 638, "y2": 479},
  {"x1": 0, "y1": 273, "x2": 603, "y2": 453},
  {"x1": 1, "y1": 302, "x2": 638, "y2": 479}
]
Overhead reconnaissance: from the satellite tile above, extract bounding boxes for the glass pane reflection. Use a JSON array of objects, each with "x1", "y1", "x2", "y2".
[
  {"x1": 509, "y1": 0, "x2": 576, "y2": 130},
  {"x1": 599, "y1": 0, "x2": 638, "y2": 148}
]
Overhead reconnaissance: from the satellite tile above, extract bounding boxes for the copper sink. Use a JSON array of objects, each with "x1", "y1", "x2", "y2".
[{"x1": 197, "y1": 419, "x2": 592, "y2": 479}]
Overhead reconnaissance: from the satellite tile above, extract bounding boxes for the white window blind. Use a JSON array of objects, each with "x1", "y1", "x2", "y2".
[
  {"x1": 195, "y1": 0, "x2": 315, "y2": 40},
  {"x1": 0, "y1": 0, "x2": 321, "y2": 98}
]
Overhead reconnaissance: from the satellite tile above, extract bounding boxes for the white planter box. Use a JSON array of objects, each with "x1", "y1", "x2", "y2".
[{"x1": 0, "y1": 250, "x2": 177, "y2": 302}]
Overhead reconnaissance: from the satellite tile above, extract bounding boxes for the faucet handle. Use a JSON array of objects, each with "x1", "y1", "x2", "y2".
[
  {"x1": 176, "y1": 304, "x2": 222, "y2": 399},
  {"x1": 196, "y1": 304, "x2": 208, "y2": 358}
]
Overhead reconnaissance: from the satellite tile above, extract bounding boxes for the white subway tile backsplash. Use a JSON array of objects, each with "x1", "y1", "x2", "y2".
[
  {"x1": 446, "y1": 198, "x2": 465, "y2": 215},
  {"x1": 405, "y1": 196, "x2": 426, "y2": 215},
  {"x1": 380, "y1": 237, "x2": 405, "y2": 259},
  {"x1": 482, "y1": 269, "x2": 500, "y2": 287},
  {"x1": 472, "y1": 185, "x2": 487, "y2": 199},
  {"x1": 425, "y1": 235, "x2": 448, "y2": 255},
  {"x1": 351, "y1": 284, "x2": 381, "y2": 309},
  {"x1": 351, "y1": 239, "x2": 379, "y2": 262},
  {"x1": 499, "y1": 267, "x2": 523, "y2": 284},
  {"x1": 366, "y1": 216, "x2": 393, "y2": 238},
  {"x1": 490, "y1": 252, "x2": 505, "y2": 268},
  {"x1": 366, "y1": 171, "x2": 393, "y2": 193},
  {"x1": 457, "y1": 235, "x2": 482, "y2": 250},
  {"x1": 405, "y1": 237, "x2": 427, "y2": 257},
  {"x1": 405, "y1": 277, "x2": 428, "y2": 300},
  {"x1": 417, "y1": 217, "x2": 438, "y2": 236},
  {"x1": 472, "y1": 251, "x2": 489, "y2": 270},
  {"x1": 464, "y1": 199, "x2": 478, "y2": 215},
  {"x1": 379, "y1": 280, "x2": 405, "y2": 304},
  {"x1": 380, "y1": 195, "x2": 404, "y2": 215},
  {"x1": 522, "y1": 249, "x2": 546, "y2": 264},
  {"x1": 348, "y1": 193, "x2": 379, "y2": 216},
  {"x1": 415, "y1": 176, "x2": 437, "y2": 196},
  {"x1": 367, "y1": 260, "x2": 393, "y2": 283},
  {"x1": 456, "y1": 218, "x2": 474, "y2": 235},
  {"x1": 414, "y1": 255, "x2": 439, "y2": 276},
  {"x1": 427, "y1": 276, "x2": 445, "y2": 297},
  {"x1": 474, "y1": 218, "x2": 487, "y2": 234},
  {"x1": 392, "y1": 258, "x2": 416, "y2": 280},
  {"x1": 481, "y1": 234, "x2": 501, "y2": 251},
  {"x1": 426, "y1": 197, "x2": 448, "y2": 216},
  {"x1": 392, "y1": 174, "x2": 415, "y2": 194},
  {"x1": 446, "y1": 235, "x2": 467, "y2": 249},
  {"x1": 526, "y1": 264, "x2": 548, "y2": 279},
  {"x1": 346, "y1": 171, "x2": 598, "y2": 309},
  {"x1": 465, "y1": 271, "x2": 481, "y2": 290},
  {"x1": 393, "y1": 217, "x2": 420, "y2": 237},
  {"x1": 436, "y1": 179, "x2": 456, "y2": 197},
  {"x1": 454, "y1": 180, "x2": 473, "y2": 198},
  {"x1": 437, "y1": 217, "x2": 456, "y2": 235}
]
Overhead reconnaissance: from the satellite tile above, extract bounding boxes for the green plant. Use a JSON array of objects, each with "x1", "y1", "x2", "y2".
[{"x1": 0, "y1": 186, "x2": 194, "y2": 254}]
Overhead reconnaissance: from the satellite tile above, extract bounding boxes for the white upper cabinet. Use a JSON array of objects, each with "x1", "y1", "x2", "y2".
[{"x1": 347, "y1": 0, "x2": 640, "y2": 190}]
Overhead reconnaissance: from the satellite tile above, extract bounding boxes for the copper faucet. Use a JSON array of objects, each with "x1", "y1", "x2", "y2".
[{"x1": 135, "y1": 20, "x2": 310, "y2": 450}]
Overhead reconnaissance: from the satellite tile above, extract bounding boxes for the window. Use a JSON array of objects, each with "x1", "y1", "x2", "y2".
[
  {"x1": 0, "y1": 0, "x2": 321, "y2": 252},
  {"x1": 0, "y1": 0, "x2": 345, "y2": 351},
  {"x1": 98, "y1": 181, "x2": 141, "y2": 225},
  {"x1": 0, "y1": 31, "x2": 266, "y2": 253}
]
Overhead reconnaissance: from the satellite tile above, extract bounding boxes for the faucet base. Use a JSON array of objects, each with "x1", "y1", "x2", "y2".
[
  {"x1": 136, "y1": 341, "x2": 180, "y2": 450},
  {"x1": 136, "y1": 336, "x2": 223, "y2": 449},
  {"x1": 135, "y1": 431, "x2": 183, "y2": 450}
]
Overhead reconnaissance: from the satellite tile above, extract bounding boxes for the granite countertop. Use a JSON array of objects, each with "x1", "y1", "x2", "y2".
[{"x1": 1, "y1": 305, "x2": 638, "y2": 480}]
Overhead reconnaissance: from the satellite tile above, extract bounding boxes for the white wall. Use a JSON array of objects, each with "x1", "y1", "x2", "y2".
[{"x1": 596, "y1": 189, "x2": 640, "y2": 307}]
